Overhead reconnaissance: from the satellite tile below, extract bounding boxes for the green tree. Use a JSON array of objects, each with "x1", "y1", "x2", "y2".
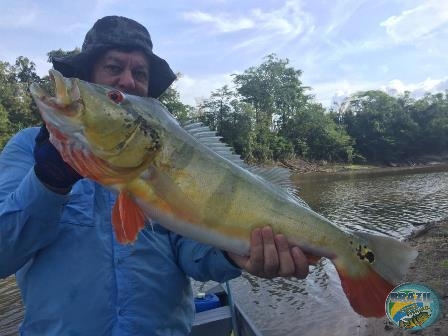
[
  {"x1": 339, "y1": 90, "x2": 423, "y2": 163},
  {"x1": 0, "y1": 104, "x2": 10, "y2": 149},
  {"x1": 197, "y1": 86, "x2": 256, "y2": 161},
  {"x1": 197, "y1": 86, "x2": 235, "y2": 131},
  {"x1": 234, "y1": 54, "x2": 310, "y2": 129},
  {"x1": 158, "y1": 82, "x2": 193, "y2": 124},
  {"x1": 232, "y1": 54, "x2": 314, "y2": 162},
  {"x1": 47, "y1": 48, "x2": 81, "y2": 61},
  {"x1": 198, "y1": 54, "x2": 355, "y2": 164},
  {"x1": 410, "y1": 92, "x2": 448, "y2": 155},
  {"x1": 15, "y1": 56, "x2": 41, "y2": 85},
  {"x1": 285, "y1": 102, "x2": 354, "y2": 162},
  {"x1": 0, "y1": 58, "x2": 41, "y2": 149}
]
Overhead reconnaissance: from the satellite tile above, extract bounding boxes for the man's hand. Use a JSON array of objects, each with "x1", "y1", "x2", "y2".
[
  {"x1": 34, "y1": 125, "x2": 82, "y2": 193},
  {"x1": 226, "y1": 226, "x2": 309, "y2": 279}
]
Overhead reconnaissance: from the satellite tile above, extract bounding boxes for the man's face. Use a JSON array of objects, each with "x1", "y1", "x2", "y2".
[{"x1": 91, "y1": 50, "x2": 149, "y2": 97}]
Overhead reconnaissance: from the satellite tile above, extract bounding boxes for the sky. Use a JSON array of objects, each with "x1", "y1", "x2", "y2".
[{"x1": 0, "y1": 0, "x2": 447, "y2": 107}]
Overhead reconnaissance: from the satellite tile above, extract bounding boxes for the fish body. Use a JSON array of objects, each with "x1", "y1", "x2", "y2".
[
  {"x1": 30, "y1": 70, "x2": 417, "y2": 318},
  {"x1": 398, "y1": 311, "x2": 431, "y2": 329}
]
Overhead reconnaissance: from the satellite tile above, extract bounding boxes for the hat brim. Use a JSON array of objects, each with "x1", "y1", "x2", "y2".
[{"x1": 51, "y1": 51, "x2": 176, "y2": 98}]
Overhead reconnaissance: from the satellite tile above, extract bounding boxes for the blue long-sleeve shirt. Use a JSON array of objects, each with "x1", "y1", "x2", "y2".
[{"x1": 0, "y1": 127, "x2": 241, "y2": 336}]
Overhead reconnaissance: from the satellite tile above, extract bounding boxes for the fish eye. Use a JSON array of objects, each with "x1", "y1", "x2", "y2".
[{"x1": 107, "y1": 90, "x2": 124, "y2": 104}]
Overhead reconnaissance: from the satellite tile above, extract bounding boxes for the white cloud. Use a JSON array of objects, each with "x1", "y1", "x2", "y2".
[
  {"x1": 323, "y1": 0, "x2": 368, "y2": 36},
  {"x1": 380, "y1": 0, "x2": 448, "y2": 43},
  {"x1": 183, "y1": 0, "x2": 312, "y2": 38},
  {"x1": 174, "y1": 72, "x2": 236, "y2": 106},
  {"x1": 250, "y1": 0, "x2": 310, "y2": 36},
  {"x1": 381, "y1": 77, "x2": 448, "y2": 97},
  {"x1": 182, "y1": 11, "x2": 254, "y2": 33},
  {"x1": 310, "y1": 79, "x2": 381, "y2": 107},
  {"x1": 175, "y1": 73, "x2": 448, "y2": 108},
  {"x1": 311, "y1": 76, "x2": 448, "y2": 108}
]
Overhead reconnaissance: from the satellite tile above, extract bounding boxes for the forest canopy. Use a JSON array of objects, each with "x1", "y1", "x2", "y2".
[{"x1": 1, "y1": 54, "x2": 447, "y2": 165}]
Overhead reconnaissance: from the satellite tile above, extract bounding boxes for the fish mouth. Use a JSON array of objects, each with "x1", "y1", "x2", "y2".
[{"x1": 30, "y1": 69, "x2": 82, "y2": 116}]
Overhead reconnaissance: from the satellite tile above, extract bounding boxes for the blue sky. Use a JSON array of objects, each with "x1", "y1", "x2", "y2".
[{"x1": 0, "y1": 0, "x2": 447, "y2": 107}]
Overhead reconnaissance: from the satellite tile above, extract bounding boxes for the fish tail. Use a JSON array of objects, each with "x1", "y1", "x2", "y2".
[
  {"x1": 334, "y1": 260, "x2": 395, "y2": 317},
  {"x1": 333, "y1": 232, "x2": 418, "y2": 317}
]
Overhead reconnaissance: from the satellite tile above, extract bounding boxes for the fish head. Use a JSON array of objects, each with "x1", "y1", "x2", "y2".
[
  {"x1": 30, "y1": 69, "x2": 83, "y2": 134},
  {"x1": 30, "y1": 69, "x2": 161, "y2": 177}
]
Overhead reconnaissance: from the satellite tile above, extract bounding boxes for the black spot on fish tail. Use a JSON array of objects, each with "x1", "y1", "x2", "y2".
[
  {"x1": 354, "y1": 242, "x2": 375, "y2": 264},
  {"x1": 365, "y1": 251, "x2": 375, "y2": 263}
]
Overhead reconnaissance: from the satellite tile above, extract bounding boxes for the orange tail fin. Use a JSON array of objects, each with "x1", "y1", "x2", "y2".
[
  {"x1": 335, "y1": 265, "x2": 394, "y2": 317},
  {"x1": 332, "y1": 231, "x2": 417, "y2": 317},
  {"x1": 112, "y1": 191, "x2": 146, "y2": 244}
]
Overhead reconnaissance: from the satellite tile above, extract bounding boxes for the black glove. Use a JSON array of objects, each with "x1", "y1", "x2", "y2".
[{"x1": 34, "y1": 125, "x2": 82, "y2": 190}]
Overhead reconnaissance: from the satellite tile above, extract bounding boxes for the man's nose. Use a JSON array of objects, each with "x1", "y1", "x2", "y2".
[{"x1": 117, "y1": 69, "x2": 136, "y2": 91}]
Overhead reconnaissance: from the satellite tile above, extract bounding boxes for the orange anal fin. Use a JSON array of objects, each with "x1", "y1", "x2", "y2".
[
  {"x1": 112, "y1": 191, "x2": 146, "y2": 244},
  {"x1": 335, "y1": 265, "x2": 395, "y2": 318},
  {"x1": 304, "y1": 253, "x2": 322, "y2": 265}
]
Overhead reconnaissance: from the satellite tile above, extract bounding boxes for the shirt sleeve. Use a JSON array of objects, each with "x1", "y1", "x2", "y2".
[
  {"x1": 169, "y1": 233, "x2": 242, "y2": 282},
  {"x1": 0, "y1": 128, "x2": 68, "y2": 278}
]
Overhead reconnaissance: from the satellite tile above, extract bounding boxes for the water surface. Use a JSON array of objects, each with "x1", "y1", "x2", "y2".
[{"x1": 229, "y1": 166, "x2": 448, "y2": 336}]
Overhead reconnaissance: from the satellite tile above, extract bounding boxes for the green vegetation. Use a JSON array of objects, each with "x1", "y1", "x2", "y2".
[
  {"x1": 331, "y1": 90, "x2": 448, "y2": 164},
  {"x1": 1, "y1": 54, "x2": 448, "y2": 167},
  {"x1": 0, "y1": 57, "x2": 43, "y2": 147},
  {"x1": 197, "y1": 55, "x2": 354, "y2": 164},
  {"x1": 196, "y1": 54, "x2": 448, "y2": 165}
]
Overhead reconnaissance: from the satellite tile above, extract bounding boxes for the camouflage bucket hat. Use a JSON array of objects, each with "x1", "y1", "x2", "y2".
[{"x1": 51, "y1": 16, "x2": 176, "y2": 98}]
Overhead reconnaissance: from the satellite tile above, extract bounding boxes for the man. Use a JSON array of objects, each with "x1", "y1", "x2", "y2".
[{"x1": 0, "y1": 16, "x2": 309, "y2": 335}]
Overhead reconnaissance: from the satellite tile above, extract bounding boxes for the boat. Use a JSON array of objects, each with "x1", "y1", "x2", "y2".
[{"x1": 190, "y1": 282, "x2": 262, "y2": 336}]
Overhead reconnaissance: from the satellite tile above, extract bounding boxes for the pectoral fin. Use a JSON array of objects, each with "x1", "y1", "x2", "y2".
[{"x1": 112, "y1": 191, "x2": 146, "y2": 244}]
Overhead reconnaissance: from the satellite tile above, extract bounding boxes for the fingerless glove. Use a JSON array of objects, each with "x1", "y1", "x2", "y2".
[{"x1": 34, "y1": 125, "x2": 82, "y2": 190}]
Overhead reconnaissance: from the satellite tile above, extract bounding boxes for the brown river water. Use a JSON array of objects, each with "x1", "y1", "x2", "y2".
[{"x1": 1, "y1": 166, "x2": 448, "y2": 335}]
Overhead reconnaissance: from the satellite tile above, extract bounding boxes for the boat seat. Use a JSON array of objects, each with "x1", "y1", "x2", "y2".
[{"x1": 190, "y1": 305, "x2": 232, "y2": 336}]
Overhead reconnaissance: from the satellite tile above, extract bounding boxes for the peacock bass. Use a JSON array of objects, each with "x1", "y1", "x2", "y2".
[{"x1": 30, "y1": 69, "x2": 417, "y2": 318}]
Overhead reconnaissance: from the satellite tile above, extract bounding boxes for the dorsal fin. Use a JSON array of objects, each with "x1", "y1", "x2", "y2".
[
  {"x1": 183, "y1": 122, "x2": 249, "y2": 168},
  {"x1": 248, "y1": 166, "x2": 311, "y2": 209},
  {"x1": 248, "y1": 167, "x2": 292, "y2": 189},
  {"x1": 182, "y1": 121, "x2": 310, "y2": 209}
]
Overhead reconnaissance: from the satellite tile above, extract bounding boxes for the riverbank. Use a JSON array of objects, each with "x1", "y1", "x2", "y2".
[
  {"x1": 360, "y1": 219, "x2": 448, "y2": 335},
  {"x1": 280, "y1": 157, "x2": 448, "y2": 175}
]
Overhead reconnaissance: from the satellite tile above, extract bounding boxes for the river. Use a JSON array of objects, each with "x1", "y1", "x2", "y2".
[
  {"x1": 1, "y1": 166, "x2": 447, "y2": 335},
  {"x1": 228, "y1": 165, "x2": 448, "y2": 336}
]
